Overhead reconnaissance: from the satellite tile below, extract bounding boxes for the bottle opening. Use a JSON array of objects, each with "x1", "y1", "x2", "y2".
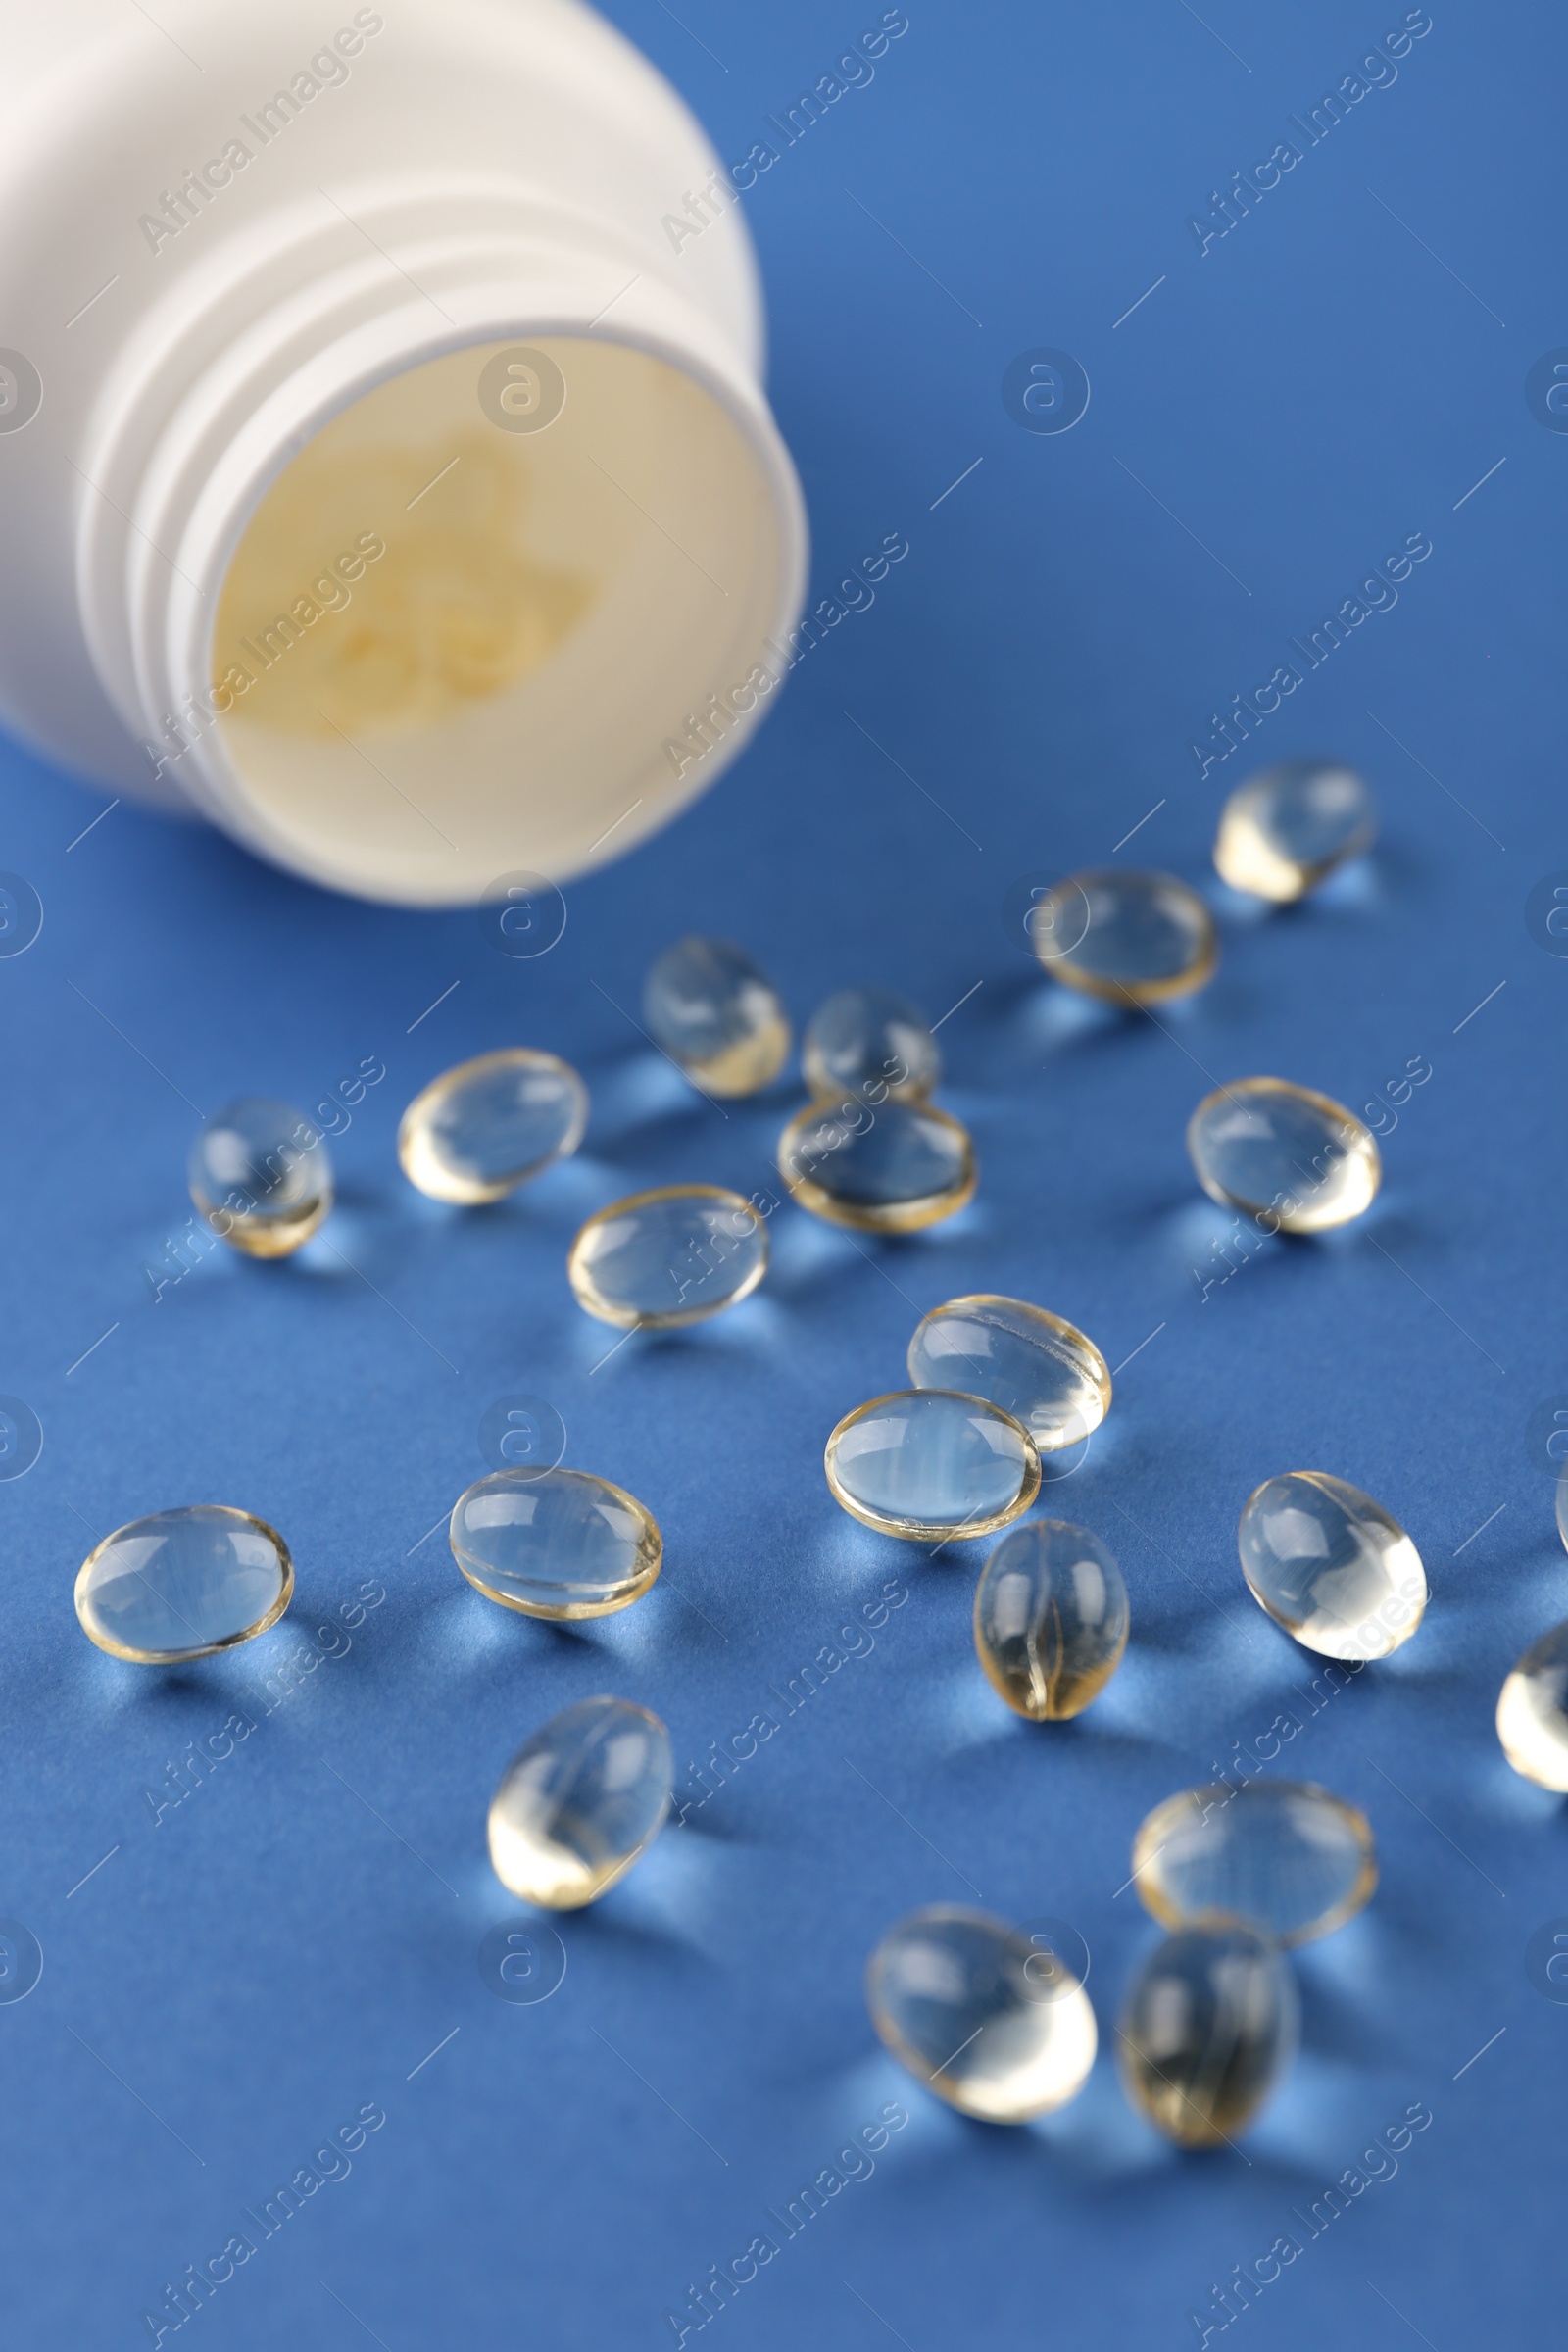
[{"x1": 207, "y1": 335, "x2": 788, "y2": 903}]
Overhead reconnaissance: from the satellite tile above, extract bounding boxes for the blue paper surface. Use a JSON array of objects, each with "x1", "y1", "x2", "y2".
[{"x1": 1, "y1": 4, "x2": 1563, "y2": 2345}]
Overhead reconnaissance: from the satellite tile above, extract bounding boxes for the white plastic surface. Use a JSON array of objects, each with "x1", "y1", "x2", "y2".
[{"x1": 0, "y1": 0, "x2": 807, "y2": 903}]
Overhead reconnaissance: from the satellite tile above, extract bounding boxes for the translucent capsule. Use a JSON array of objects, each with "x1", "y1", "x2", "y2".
[
  {"x1": 1118, "y1": 1923, "x2": 1298, "y2": 2147},
  {"x1": 973, "y1": 1519, "x2": 1128, "y2": 1720},
  {"x1": 1557, "y1": 1460, "x2": 1568, "y2": 1555},
  {"x1": 566, "y1": 1185, "x2": 767, "y2": 1330},
  {"x1": 1496, "y1": 1620, "x2": 1568, "y2": 1791},
  {"x1": 1132, "y1": 1780, "x2": 1376, "y2": 1946},
  {"x1": 1213, "y1": 760, "x2": 1376, "y2": 903},
  {"x1": 866, "y1": 1905, "x2": 1097, "y2": 2122},
  {"x1": 825, "y1": 1391, "x2": 1040, "y2": 1542},
  {"x1": 450, "y1": 1467, "x2": 661, "y2": 1619},
  {"x1": 488, "y1": 1695, "x2": 673, "y2": 1908},
  {"x1": 778, "y1": 1099, "x2": 975, "y2": 1232},
  {"x1": 74, "y1": 1505, "x2": 294, "y2": 1663},
  {"x1": 1239, "y1": 1471, "x2": 1426, "y2": 1661},
  {"x1": 188, "y1": 1097, "x2": 331, "y2": 1256},
  {"x1": 643, "y1": 936, "x2": 790, "y2": 1097},
  {"x1": 1187, "y1": 1077, "x2": 1380, "y2": 1234},
  {"x1": 801, "y1": 987, "x2": 940, "y2": 1102},
  {"x1": 398, "y1": 1049, "x2": 587, "y2": 1203},
  {"x1": 907, "y1": 1296, "x2": 1110, "y2": 1452},
  {"x1": 1030, "y1": 868, "x2": 1216, "y2": 1004}
]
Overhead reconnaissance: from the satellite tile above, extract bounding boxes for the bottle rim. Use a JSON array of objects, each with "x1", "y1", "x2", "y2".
[{"x1": 75, "y1": 196, "x2": 807, "y2": 903}]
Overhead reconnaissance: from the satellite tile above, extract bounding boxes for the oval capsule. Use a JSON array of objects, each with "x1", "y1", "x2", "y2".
[
  {"x1": 567, "y1": 1185, "x2": 767, "y2": 1330},
  {"x1": 1031, "y1": 869, "x2": 1216, "y2": 1004},
  {"x1": 398, "y1": 1048, "x2": 587, "y2": 1203},
  {"x1": 188, "y1": 1098, "x2": 331, "y2": 1256},
  {"x1": 1118, "y1": 1922, "x2": 1298, "y2": 2147},
  {"x1": 488, "y1": 1695, "x2": 673, "y2": 1908},
  {"x1": 643, "y1": 936, "x2": 790, "y2": 1097},
  {"x1": 866, "y1": 1905, "x2": 1097, "y2": 2122},
  {"x1": 801, "y1": 987, "x2": 939, "y2": 1102},
  {"x1": 825, "y1": 1391, "x2": 1040, "y2": 1543},
  {"x1": 1496, "y1": 1620, "x2": 1568, "y2": 1791},
  {"x1": 1188, "y1": 1077, "x2": 1380, "y2": 1234},
  {"x1": 1213, "y1": 760, "x2": 1375, "y2": 902},
  {"x1": 779, "y1": 1099, "x2": 975, "y2": 1233},
  {"x1": 1238, "y1": 1471, "x2": 1425, "y2": 1661},
  {"x1": 75, "y1": 1505, "x2": 294, "y2": 1663},
  {"x1": 450, "y1": 1467, "x2": 661, "y2": 1619},
  {"x1": 1131, "y1": 1780, "x2": 1376, "y2": 1946},
  {"x1": 907, "y1": 1296, "x2": 1110, "y2": 1453},
  {"x1": 973, "y1": 1519, "x2": 1129, "y2": 1720}
]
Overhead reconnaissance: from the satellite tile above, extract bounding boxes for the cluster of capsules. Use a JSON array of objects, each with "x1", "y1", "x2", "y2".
[
  {"x1": 69, "y1": 756, "x2": 1568, "y2": 2149},
  {"x1": 810, "y1": 1270, "x2": 1418, "y2": 2138}
]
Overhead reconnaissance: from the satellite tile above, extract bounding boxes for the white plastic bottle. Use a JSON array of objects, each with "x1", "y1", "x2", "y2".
[{"x1": 0, "y1": 0, "x2": 807, "y2": 905}]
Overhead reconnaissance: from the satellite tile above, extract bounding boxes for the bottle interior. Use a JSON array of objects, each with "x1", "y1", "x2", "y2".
[{"x1": 211, "y1": 336, "x2": 784, "y2": 902}]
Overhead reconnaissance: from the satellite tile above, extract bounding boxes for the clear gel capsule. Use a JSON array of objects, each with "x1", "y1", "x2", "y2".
[
  {"x1": 643, "y1": 936, "x2": 790, "y2": 1097},
  {"x1": 74, "y1": 1505, "x2": 294, "y2": 1663},
  {"x1": 973, "y1": 1519, "x2": 1128, "y2": 1720},
  {"x1": 566, "y1": 1185, "x2": 767, "y2": 1329},
  {"x1": 1031, "y1": 869, "x2": 1216, "y2": 1004},
  {"x1": 488, "y1": 1694, "x2": 673, "y2": 1907},
  {"x1": 1557, "y1": 1460, "x2": 1568, "y2": 1556},
  {"x1": 1239, "y1": 1471, "x2": 1426, "y2": 1661},
  {"x1": 1187, "y1": 1077, "x2": 1380, "y2": 1234},
  {"x1": 778, "y1": 1099, "x2": 975, "y2": 1232},
  {"x1": 1118, "y1": 1922, "x2": 1298, "y2": 2147},
  {"x1": 1496, "y1": 1620, "x2": 1568, "y2": 1791},
  {"x1": 801, "y1": 987, "x2": 939, "y2": 1102},
  {"x1": 866, "y1": 1905, "x2": 1097, "y2": 2122},
  {"x1": 188, "y1": 1097, "x2": 331, "y2": 1256},
  {"x1": 1131, "y1": 1780, "x2": 1376, "y2": 1946},
  {"x1": 907, "y1": 1296, "x2": 1110, "y2": 1452},
  {"x1": 398, "y1": 1049, "x2": 587, "y2": 1203},
  {"x1": 825, "y1": 1390, "x2": 1040, "y2": 1543},
  {"x1": 1213, "y1": 760, "x2": 1376, "y2": 903},
  {"x1": 450, "y1": 1467, "x2": 661, "y2": 1619}
]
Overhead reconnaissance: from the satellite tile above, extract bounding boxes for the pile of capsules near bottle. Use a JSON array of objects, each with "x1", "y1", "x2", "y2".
[{"x1": 71, "y1": 758, "x2": 1568, "y2": 2147}]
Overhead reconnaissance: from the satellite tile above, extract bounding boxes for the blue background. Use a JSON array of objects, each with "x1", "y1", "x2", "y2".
[{"x1": 1, "y1": 2, "x2": 1563, "y2": 2345}]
